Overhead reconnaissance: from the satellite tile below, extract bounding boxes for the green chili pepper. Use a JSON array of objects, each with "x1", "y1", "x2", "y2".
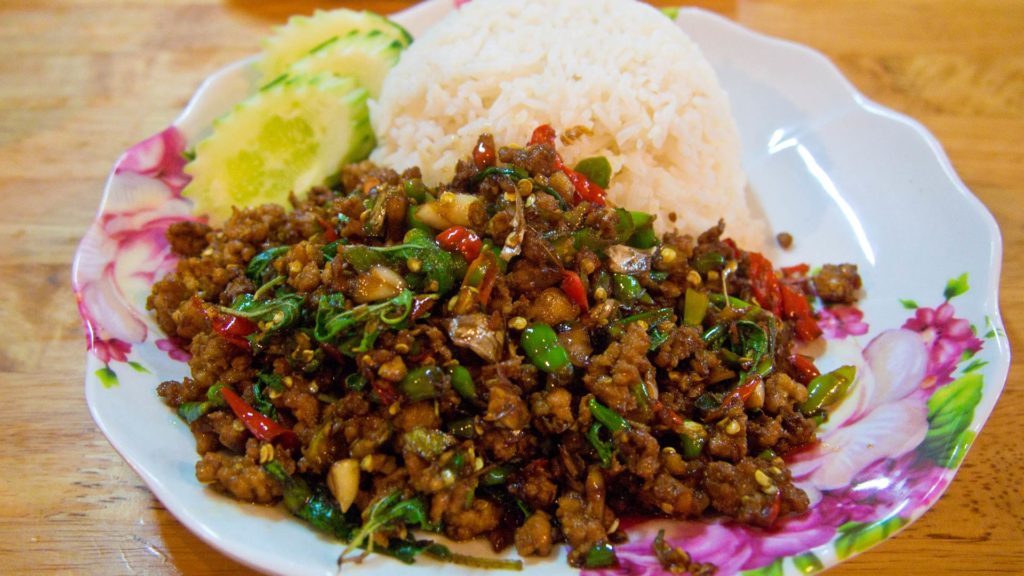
[
  {"x1": 588, "y1": 397, "x2": 631, "y2": 433},
  {"x1": 481, "y1": 466, "x2": 510, "y2": 486},
  {"x1": 628, "y1": 225, "x2": 659, "y2": 249},
  {"x1": 447, "y1": 365, "x2": 476, "y2": 400},
  {"x1": 403, "y1": 178, "x2": 432, "y2": 203},
  {"x1": 403, "y1": 228, "x2": 433, "y2": 244},
  {"x1": 406, "y1": 204, "x2": 431, "y2": 233},
  {"x1": 680, "y1": 420, "x2": 707, "y2": 460},
  {"x1": 401, "y1": 428, "x2": 455, "y2": 460},
  {"x1": 570, "y1": 228, "x2": 610, "y2": 255},
  {"x1": 758, "y1": 448, "x2": 778, "y2": 460},
  {"x1": 586, "y1": 422, "x2": 614, "y2": 468},
  {"x1": 649, "y1": 270, "x2": 669, "y2": 283},
  {"x1": 693, "y1": 251, "x2": 726, "y2": 273},
  {"x1": 612, "y1": 273, "x2": 644, "y2": 302},
  {"x1": 613, "y1": 208, "x2": 636, "y2": 243},
  {"x1": 683, "y1": 288, "x2": 709, "y2": 327},
  {"x1": 583, "y1": 542, "x2": 617, "y2": 569},
  {"x1": 521, "y1": 323, "x2": 571, "y2": 374},
  {"x1": 800, "y1": 365, "x2": 857, "y2": 414},
  {"x1": 400, "y1": 365, "x2": 446, "y2": 402},
  {"x1": 701, "y1": 323, "x2": 727, "y2": 348},
  {"x1": 448, "y1": 417, "x2": 478, "y2": 439},
  {"x1": 177, "y1": 383, "x2": 226, "y2": 424},
  {"x1": 573, "y1": 156, "x2": 612, "y2": 188},
  {"x1": 344, "y1": 373, "x2": 367, "y2": 392},
  {"x1": 246, "y1": 246, "x2": 289, "y2": 281}
]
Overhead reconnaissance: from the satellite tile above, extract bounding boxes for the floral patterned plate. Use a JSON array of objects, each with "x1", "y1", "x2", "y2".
[{"x1": 73, "y1": 2, "x2": 1009, "y2": 575}]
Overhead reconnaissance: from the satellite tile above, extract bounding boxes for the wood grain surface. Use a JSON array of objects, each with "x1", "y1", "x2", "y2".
[{"x1": 1, "y1": 0, "x2": 1021, "y2": 574}]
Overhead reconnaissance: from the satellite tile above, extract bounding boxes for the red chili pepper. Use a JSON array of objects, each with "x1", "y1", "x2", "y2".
[
  {"x1": 780, "y1": 283, "x2": 822, "y2": 340},
  {"x1": 748, "y1": 253, "x2": 821, "y2": 341},
  {"x1": 726, "y1": 375, "x2": 762, "y2": 405},
  {"x1": 410, "y1": 295, "x2": 437, "y2": 321},
  {"x1": 316, "y1": 215, "x2": 338, "y2": 243},
  {"x1": 478, "y1": 255, "x2": 498, "y2": 307},
  {"x1": 561, "y1": 165, "x2": 606, "y2": 206},
  {"x1": 789, "y1": 354, "x2": 821, "y2": 385},
  {"x1": 781, "y1": 263, "x2": 810, "y2": 278},
  {"x1": 436, "y1": 226, "x2": 482, "y2": 262},
  {"x1": 219, "y1": 386, "x2": 298, "y2": 449},
  {"x1": 560, "y1": 270, "x2": 589, "y2": 313},
  {"x1": 473, "y1": 137, "x2": 496, "y2": 168},
  {"x1": 746, "y1": 252, "x2": 783, "y2": 316},
  {"x1": 194, "y1": 296, "x2": 256, "y2": 350},
  {"x1": 529, "y1": 124, "x2": 557, "y2": 147},
  {"x1": 526, "y1": 125, "x2": 606, "y2": 206},
  {"x1": 373, "y1": 379, "x2": 400, "y2": 406},
  {"x1": 653, "y1": 401, "x2": 685, "y2": 432},
  {"x1": 721, "y1": 238, "x2": 739, "y2": 259}
]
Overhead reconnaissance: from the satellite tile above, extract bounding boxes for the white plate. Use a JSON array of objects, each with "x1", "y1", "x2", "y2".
[{"x1": 74, "y1": 2, "x2": 1009, "y2": 575}]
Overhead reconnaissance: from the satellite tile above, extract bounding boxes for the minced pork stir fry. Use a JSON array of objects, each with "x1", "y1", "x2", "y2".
[{"x1": 148, "y1": 126, "x2": 861, "y2": 571}]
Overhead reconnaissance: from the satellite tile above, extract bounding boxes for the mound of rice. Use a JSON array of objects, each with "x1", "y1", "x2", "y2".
[{"x1": 371, "y1": 0, "x2": 764, "y2": 246}]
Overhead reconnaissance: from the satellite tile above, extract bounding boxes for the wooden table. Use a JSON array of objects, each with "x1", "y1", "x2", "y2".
[{"x1": 1, "y1": 0, "x2": 1020, "y2": 573}]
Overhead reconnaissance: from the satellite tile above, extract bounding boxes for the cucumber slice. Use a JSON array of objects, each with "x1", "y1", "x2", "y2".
[
  {"x1": 285, "y1": 30, "x2": 404, "y2": 97},
  {"x1": 260, "y1": 8, "x2": 412, "y2": 82},
  {"x1": 183, "y1": 74, "x2": 373, "y2": 224}
]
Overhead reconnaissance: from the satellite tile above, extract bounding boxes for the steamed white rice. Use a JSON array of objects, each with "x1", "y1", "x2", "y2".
[{"x1": 371, "y1": 0, "x2": 764, "y2": 247}]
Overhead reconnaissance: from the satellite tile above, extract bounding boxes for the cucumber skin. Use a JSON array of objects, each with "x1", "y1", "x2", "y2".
[
  {"x1": 183, "y1": 74, "x2": 374, "y2": 223},
  {"x1": 259, "y1": 9, "x2": 412, "y2": 81}
]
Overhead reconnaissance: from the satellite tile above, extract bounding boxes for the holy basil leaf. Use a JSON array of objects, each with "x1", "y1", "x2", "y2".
[
  {"x1": 246, "y1": 246, "x2": 289, "y2": 281},
  {"x1": 231, "y1": 292, "x2": 303, "y2": 332}
]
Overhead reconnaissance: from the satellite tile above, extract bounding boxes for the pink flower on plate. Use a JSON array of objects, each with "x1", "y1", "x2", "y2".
[
  {"x1": 156, "y1": 338, "x2": 192, "y2": 363},
  {"x1": 788, "y1": 329, "x2": 930, "y2": 495},
  {"x1": 819, "y1": 305, "x2": 869, "y2": 339},
  {"x1": 902, "y1": 302, "x2": 982, "y2": 388},
  {"x1": 589, "y1": 496, "x2": 865, "y2": 576},
  {"x1": 74, "y1": 126, "x2": 197, "y2": 365},
  {"x1": 115, "y1": 126, "x2": 191, "y2": 195}
]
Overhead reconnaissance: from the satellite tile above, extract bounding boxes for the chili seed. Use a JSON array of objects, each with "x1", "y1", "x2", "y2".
[
  {"x1": 509, "y1": 316, "x2": 528, "y2": 330},
  {"x1": 660, "y1": 247, "x2": 677, "y2": 264},
  {"x1": 754, "y1": 469, "x2": 772, "y2": 488},
  {"x1": 724, "y1": 419, "x2": 741, "y2": 435},
  {"x1": 686, "y1": 270, "x2": 702, "y2": 286},
  {"x1": 262, "y1": 440, "x2": 278, "y2": 463}
]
